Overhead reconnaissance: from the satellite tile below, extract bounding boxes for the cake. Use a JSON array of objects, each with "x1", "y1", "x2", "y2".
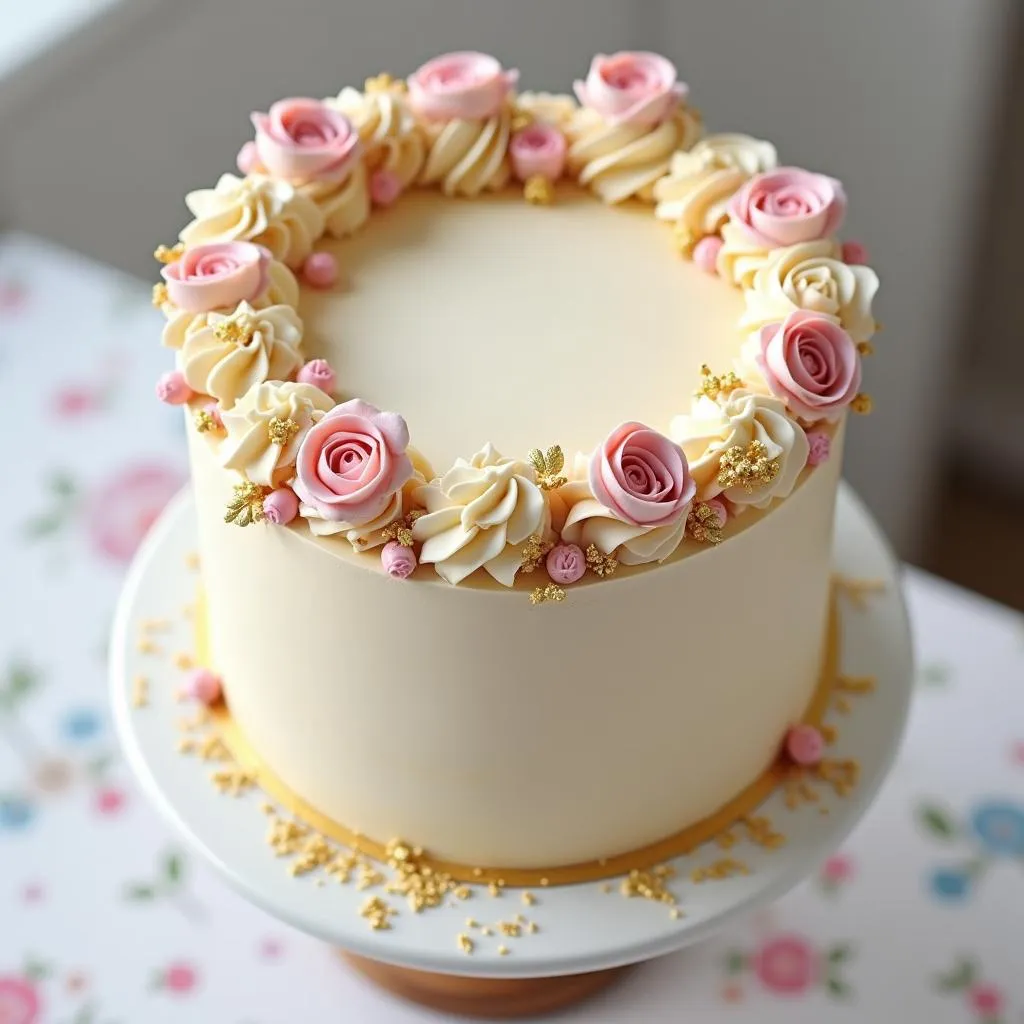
[{"x1": 154, "y1": 51, "x2": 878, "y2": 871}]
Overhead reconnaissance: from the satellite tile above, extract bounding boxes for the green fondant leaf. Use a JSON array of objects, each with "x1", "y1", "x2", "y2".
[
  {"x1": 50, "y1": 472, "x2": 77, "y2": 499},
  {"x1": 164, "y1": 852, "x2": 183, "y2": 885},
  {"x1": 725, "y1": 951, "x2": 746, "y2": 974},
  {"x1": 826, "y1": 976, "x2": 851, "y2": 999},
  {"x1": 23, "y1": 514, "x2": 63, "y2": 539},
  {"x1": 125, "y1": 884, "x2": 155, "y2": 901},
  {"x1": 827, "y1": 943, "x2": 853, "y2": 964}
]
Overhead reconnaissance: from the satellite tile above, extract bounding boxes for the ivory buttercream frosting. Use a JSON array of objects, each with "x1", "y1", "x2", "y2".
[{"x1": 157, "y1": 49, "x2": 880, "y2": 869}]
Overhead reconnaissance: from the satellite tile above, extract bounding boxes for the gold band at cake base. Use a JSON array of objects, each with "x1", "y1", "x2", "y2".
[{"x1": 194, "y1": 588, "x2": 840, "y2": 887}]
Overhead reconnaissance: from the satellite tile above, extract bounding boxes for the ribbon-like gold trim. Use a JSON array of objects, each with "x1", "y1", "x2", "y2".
[{"x1": 196, "y1": 590, "x2": 839, "y2": 886}]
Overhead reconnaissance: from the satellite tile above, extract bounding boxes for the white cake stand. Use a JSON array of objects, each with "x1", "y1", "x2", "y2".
[{"x1": 111, "y1": 484, "x2": 912, "y2": 1018}]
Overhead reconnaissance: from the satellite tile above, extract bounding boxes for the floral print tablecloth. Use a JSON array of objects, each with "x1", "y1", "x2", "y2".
[{"x1": 2, "y1": 230, "x2": 1023, "y2": 1024}]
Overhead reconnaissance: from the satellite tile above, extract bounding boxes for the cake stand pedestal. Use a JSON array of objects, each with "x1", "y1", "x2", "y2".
[{"x1": 110, "y1": 483, "x2": 912, "y2": 1019}]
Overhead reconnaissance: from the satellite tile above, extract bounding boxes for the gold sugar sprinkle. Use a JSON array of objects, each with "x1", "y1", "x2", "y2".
[
  {"x1": 173, "y1": 652, "x2": 194, "y2": 671},
  {"x1": 154, "y1": 243, "x2": 185, "y2": 264},
  {"x1": 498, "y1": 945, "x2": 510, "y2": 956},
  {"x1": 381, "y1": 510, "x2": 424, "y2": 548},
  {"x1": 585, "y1": 543, "x2": 618, "y2": 579},
  {"x1": 184, "y1": 552, "x2": 201, "y2": 571},
  {"x1": 198, "y1": 735, "x2": 232, "y2": 762},
  {"x1": 361, "y1": 896, "x2": 397, "y2": 931},
  {"x1": 488, "y1": 881, "x2": 501, "y2": 897},
  {"x1": 136, "y1": 638, "x2": 160, "y2": 656},
  {"x1": 526, "y1": 921, "x2": 538, "y2": 934},
  {"x1": 521, "y1": 891, "x2": 536, "y2": 906},
  {"x1": 687, "y1": 501, "x2": 724, "y2": 545},
  {"x1": 260, "y1": 802, "x2": 275, "y2": 815},
  {"x1": 857, "y1": 341, "x2": 875, "y2": 356},
  {"x1": 514, "y1": 913, "x2": 525, "y2": 923},
  {"x1": 837, "y1": 674, "x2": 877, "y2": 694},
  {"x1": 213, "y1": 313, "x2": 256, "y2": 346},
  {"x1": 454, "y1": 886, "x2": 471, "y2": 900},
  {"x1": 211, "y1": 767, "x2": 257, "y2": 796},
  {"x1": 177, "y1": 739, "x2": 195, "y2": 754},
  {"x1": 717, "y1": 440, "x2": 780, "y2": 492},
  {"x1": 480, "y1": 927, "x2": 493, "y2": 937},
  {"x1": 131, "y1": 675, "x2": 149, "y2": 709},
  {"x1": 457, "y1": 933, "x2": 474, "y2": 955},
  {"x1": 151, "y1": 283, "x2": 169, "y2": 307},
  {"x1": 600, "y1": 883, "x2": 612, "y2": 894},
  {"x1": 225, "y1": 481, "x2": 269, "y2": 527},
  {"x1": 524, "y1": 175, "x2": 555, "y2": 205},
  {"x1": 472, "y1": 867, "x2": 483, "y2": 878},
  {"x1": 741, "y1": 815, "x2": 786, "y2": 849},
  {"x1": 691, "y1": 858, "x2": 750, "y2": 883},
  {"x1": 141, "y1": 618, "x2": 171, "y2": 633},
  {"x1": 670, "y1": 908, "x2": 683, "y2": 920},
  {"x1": 384, "y1": 838, "x2": 456, "y2": 912},
  {"x1": 821, "y1": 723, "x2": 838, "y2": 745},
  {"x1": 528, "y1": 445, "x2": 567, "y2": 490},
  {"x1": 499, "y1": 921, "x2": 521, "y2": 938},
  {"x1": 193, "y1": 409, "x2": 219, "y2": 434},
  {"x1": 267, "y1": 417, "x2": 300, "y2": 446},
  {"x1": 519, "y1": 534, "x2": 553, "y2": 574},
  {"x1": 620, "y1": 866, "x2": 677, "y2": 906},
  {"x1": 697, "y1": 364, "x2": 743, "y2": 401},
  {"x1": 465, "y1": 917, "x2": 478, "y2": 929},
  {"x1": 539, "y1": 877, "x2": 549, "y2": 887},
  {"x1": 715, "y1": 829, "x2": 738, "y2": 849},
  {"x1": 850, "y1": 393, "x2": 873, "y2": 414},
  {"x1": 529, "y1": 583, "x2": 566, "y2": 606}
]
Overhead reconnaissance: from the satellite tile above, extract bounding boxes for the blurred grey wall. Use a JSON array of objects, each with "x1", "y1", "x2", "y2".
[{"x1": 0, "y1": 0, "x2": 1015, "y2": 555}]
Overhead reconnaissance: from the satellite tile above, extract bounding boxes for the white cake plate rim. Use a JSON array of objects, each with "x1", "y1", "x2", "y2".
[{"x1": 111, "y1": 483, "x2": 912, "y2": 980}]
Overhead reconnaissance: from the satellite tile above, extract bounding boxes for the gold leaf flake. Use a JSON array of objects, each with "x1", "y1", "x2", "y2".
[
  {"x1": 585, "y1": 543, "x2": 618, "y2": 578},
  {"x1": 224, "y1": 481, "x2": 269, "y2": 527},
  {"x1": 717, "y1": 440, "x2": 780, "y2": 492}
]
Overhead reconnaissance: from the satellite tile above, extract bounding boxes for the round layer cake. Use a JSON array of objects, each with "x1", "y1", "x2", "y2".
[{"x1": 158, "y1": 50, "x2": 878, "y2": 869}]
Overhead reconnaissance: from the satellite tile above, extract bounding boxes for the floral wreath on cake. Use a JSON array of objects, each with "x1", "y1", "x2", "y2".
[{"x1": 153, "y1": 50, "x2": 879, "y2": 600}]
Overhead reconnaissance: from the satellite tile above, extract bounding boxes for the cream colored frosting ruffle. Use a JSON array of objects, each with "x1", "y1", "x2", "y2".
[
  {"x1": 412, "y1": 443, "x2": 550, "y2": 585},
  {"x1": 180, "y1": 174, "x2": 325, "y2": 270},
  {"x1": 299, "y1": 162, "x2": 370, "y2": 239},
  {"x1": 329, "y1": 86, "x2": 426, "y2": 188},
  {"x1": 670, "y1": 390, "x2": 809, "y2": 511},
  {"x1": 171, "y1": 301, "x2": 304, "y2": 409},
  {"x1": 554, "y1": 453, "x2": 688, "y2": 566},
  {"x1": 514, "y1": 91, "x2": 578, "y2": 127},
  {"x1": 301, "y1": 448, "x2": 433, "y2": 551},
  {"x1": 160, "y1": 260, "x2": 299, "y2": 348},
  {"x1": 219, "y1": 380, "x2": 335, "y2": 487},
  {"x1": 739, "y1": 241, "x2": 879, "y2": 341},
  {"x1": 417, "y1": 108, "x2": 512, "y2": 198},
  {"x1": 654, "y1": 133, "x2": 777, "y2": 241},
  {"x1": 566, "y1": 106, "x2": 703, "y2": 205}
]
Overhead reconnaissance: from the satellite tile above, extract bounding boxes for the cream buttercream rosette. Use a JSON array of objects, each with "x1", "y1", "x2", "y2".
[
  {"x1": 412, "y1": 443, "x2": 551, "y2": 585},
  {"x1": 161, "y1": 260, "x2": 299, "y2": 348},
  {"x1": 671, "y1": 389, "x2": 809, "y2": 511},
  {"x1": 328, "y1": 86, "x2": 426, "y2": 188},
  {"x1": 171, "y1": 301, "x2": 304, "y2": 408},
  {"x1": 739, "y1": 241, "x2": 879, "y2": 341},
  {"x1": 566, "y1": 106, "x2": 702, "y2": 205},
  {"x1": 301, "y1": 447, "x2": 433, "y2": 551},
  {"x1": 299, "y1": 164, "x2": 371, "y2": 239},
  {"x1": 417, "y1": 109, "x2": 513, "y2": 198},
  {"x1": 653, "y1": 133, "x2": 777, "y2": 240},
  {"x1": 219, "y1": 381, "x2": 335, "y2": 487},
  {"x1": 180, "y1": 174, "x2": 325, "y2": 269},
  {"x1": 555, "y1": 453, "x2": 688, "y2": 565}
]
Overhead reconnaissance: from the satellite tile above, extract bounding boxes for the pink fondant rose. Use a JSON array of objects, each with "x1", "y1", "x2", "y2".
[
  {"x1": 408, "y1": 52, "x2": 518, "y2": 121},
  {"x1": 589, "y1": 422, "x2": 695, "y2": 528},
  {"x1": 294, "y1": 399, "x2": 413, "y2": 525},
  {"x1": 573, "y1": 52, "x2": 686, "y2": 127},
  {"x1": 757, "y1": 310, "x2": 862, "y2": 423},
  {"x1": 251, "y1": 98, "x2": 362, "y2": 183},
  {"x1": 753, "y1": 935, "x2": 818, "y2": 995},
  {"x1": 161, "y1": 242, "x2": 269, "y2": 313},
  {"x1": 0, "y1": 976, "x2": 41, "y2": 1024},
  {"x1": 728, "y1": 167, "x2": 847, "y2": 249},
  {"x1": 509, "y1": 124, "x2": 567, "y2": 182}
]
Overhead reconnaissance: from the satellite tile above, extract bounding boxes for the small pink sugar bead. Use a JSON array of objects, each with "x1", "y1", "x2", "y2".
[
  {"x1": 263, "y1": 487, "x2": 299, "y2": 526},
  {"x1": 155, "y1": 371, "x2": 194, "y2": 405},
  {"x1": 370, "y1": 169, "x2": 403, "y2": 207},
  {"x1": 185, "y1": 668, "x2": 222, "y2": 706},
  {"x1": 841, "y1": 241, "x2": 869, "y2": 265},
  {"x1": 786, "y1": 724, "x2": 825, "y2": 766},
  {"x1": 546, "y1": 543, "x2": 586, "y2": 585},
  {"x1": 806, "y1": 431, "x2": 832, "y2": 467},
  {"x1": 381, "y1": 540, "x2": 417, "y2": 579},
  {"x1": 692, "y1": 235, "x2": 723, "y2": 274},
  {"x1": 236, "y1": 140, "x2": 261, "y2": 176},
  {"x1": 302, "y1": 252, "x2": 338, "y2": 289},
  {"x1": 297, "y1": 358, "x2": 336, "y2": 395}
]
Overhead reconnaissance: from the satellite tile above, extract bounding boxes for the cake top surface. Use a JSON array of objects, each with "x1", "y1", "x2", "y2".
[
  {"x1": 155, "y1": 50, "x2": 879, "y2": 594},
  {"x1": 300, "y1": 188, "x2": 745, "y2": 470}
]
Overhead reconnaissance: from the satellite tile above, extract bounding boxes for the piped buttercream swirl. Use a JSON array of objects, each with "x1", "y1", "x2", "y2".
[
  {"x1": 171, "y1": 301, "x2": 304, "y2": 408},
  {"x1": 329, "y1": 86, "x2": 426, "y2": 188},
  {"x1": 180, "y1": 174, "x2": 325, "y2": 269},
  {"x1": 566, "y1": 106, "x2": 702, "y2": 204},
  {"x1": 417, "y1": 107, "x2": 512, "y2": 198},
  {"x1": 412, "y1": 443, "x2": 550, "y2": 585},
  {"x1": 740, "y1": 242, "x2": 879, "y2": 341},
  {"x1": 670, "y1": 389, "x2": 809, "y2": 510},
  {"x1": 299, "y1": 162, "x2": 371, "y2": 239},
  {"x1": 220, "y1": 380, "x2": 335, "y2": 487},
  {"x1": 653, "y1": 133, "x2": 777, "y2": 239},
  {"x1": 556, "y1": 453, "x2": 688, "y2": 565}
]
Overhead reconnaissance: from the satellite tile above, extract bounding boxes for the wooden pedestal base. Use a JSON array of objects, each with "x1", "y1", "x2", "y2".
[{"x1": 342, "y1": 952, "x2": 631, "y2": 1019}]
